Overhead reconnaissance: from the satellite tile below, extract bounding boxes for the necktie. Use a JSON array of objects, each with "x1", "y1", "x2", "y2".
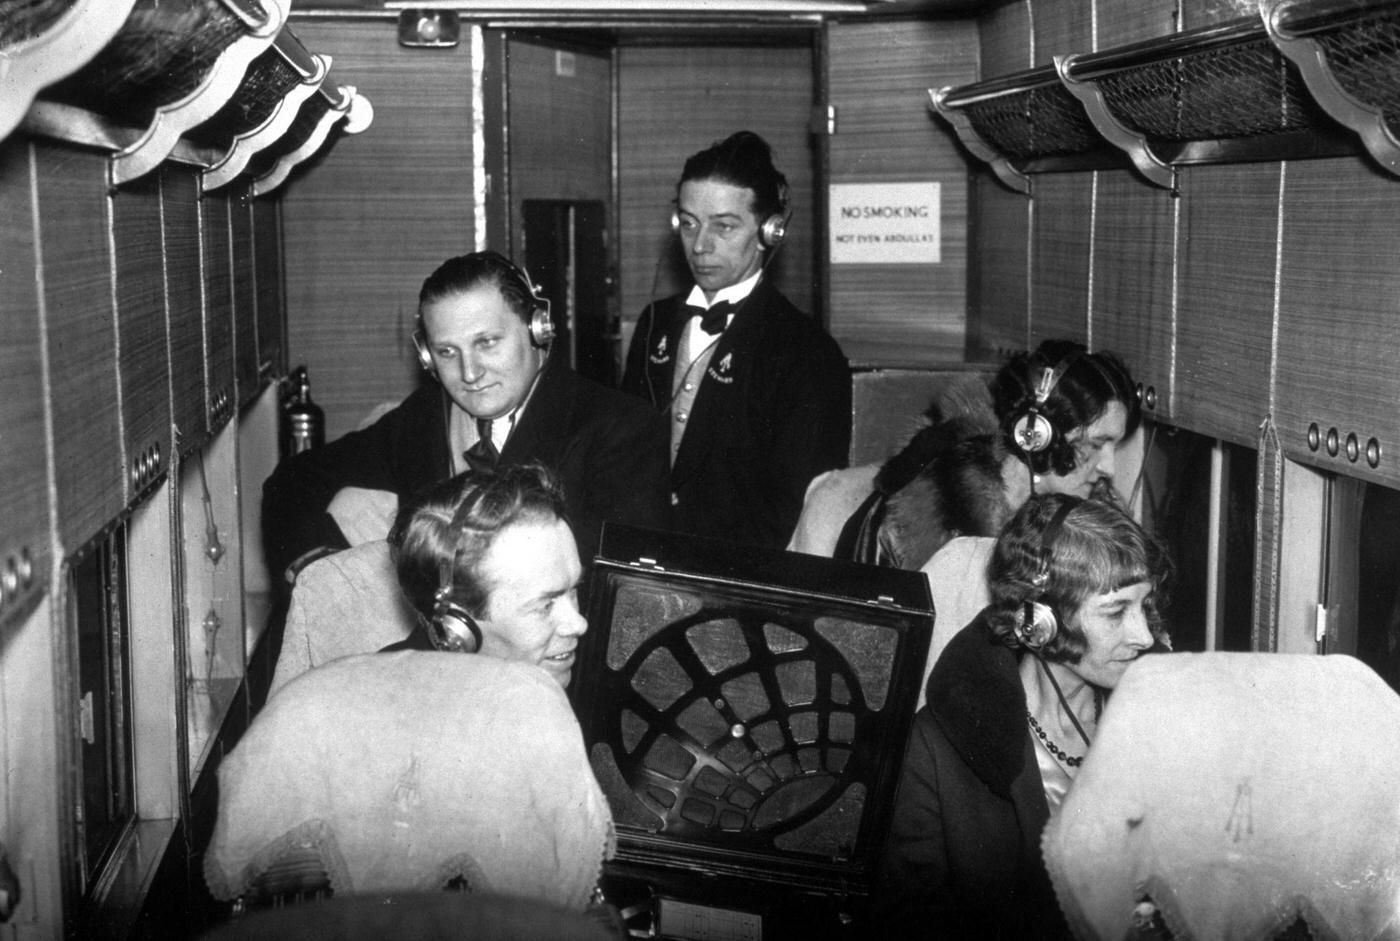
[
  {"x1": 464, "y1": 417, "x2": 499, "y2": 471},
  {"x1": 686, "y1": 300, "x2": 735, "y2": 336}
]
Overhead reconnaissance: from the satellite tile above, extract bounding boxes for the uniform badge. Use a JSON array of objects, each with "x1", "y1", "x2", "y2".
[
  {"x1": 707, "y1": 351, "x2": 735, "y2": 384},
  {"x1": 650, "y1": 335, "x2": 671, "y2": 365}
]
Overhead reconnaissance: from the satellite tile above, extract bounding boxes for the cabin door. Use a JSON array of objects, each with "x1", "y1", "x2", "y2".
[{"x1": 522, "y1": 200, "x2": 614, "y2": 385}]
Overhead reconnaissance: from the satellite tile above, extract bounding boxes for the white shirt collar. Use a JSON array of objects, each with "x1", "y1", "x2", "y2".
[{"x1": 684, "y1": 269, "x2": 762, "y2": 312}]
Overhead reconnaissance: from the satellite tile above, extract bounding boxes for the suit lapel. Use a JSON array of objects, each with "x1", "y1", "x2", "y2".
[{"x1": 499, "y1": 355, "x2": 572, "y2": 466}]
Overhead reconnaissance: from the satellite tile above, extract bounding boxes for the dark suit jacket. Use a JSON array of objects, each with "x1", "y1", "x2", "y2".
[
  {"x1": 875, "y1": 616, "x2": 1071, "y2": 940},
  {"x1": 620, "y1": 278, "x2": 851, "y2": 548},
  {"x1": 262, "y1": 355, "x2": 669, "y2": 584}
]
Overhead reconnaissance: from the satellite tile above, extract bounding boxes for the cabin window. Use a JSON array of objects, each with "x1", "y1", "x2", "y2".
[
  {"x1": 1351, "y1": 481, "x2": 1400, "y2": 694},
  {"x1": 1140, "y1": 424, "x2": 1256, "y2": 652},
  {"x1": 69, "y1": 527, "x2": 135, "y2": 882}
]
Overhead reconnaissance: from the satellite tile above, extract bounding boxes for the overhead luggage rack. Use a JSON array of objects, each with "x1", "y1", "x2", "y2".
[
  {"x1": 1265, "y1": 0, "x2": 1400, "y2": 174},
  {"x1": 1057, "y1": 15, "x2": 1349, "y2": 190},
  {"x1": 9, "y1": 0, "x2": 372, "y2": 195},
  {"x1": 930, "y1": 64, "x2": 1123, "y2": 194},
  {"x1": 932, "y1": 8, "x2": 1389, "y2": 193}
]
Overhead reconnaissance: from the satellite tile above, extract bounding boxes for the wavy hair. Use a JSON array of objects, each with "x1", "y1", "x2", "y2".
[
  {"x1": 391, "y1": 463, "x2": 568, "y2": 622},
  {"x1": 985, "y1": 494, "x2": 1172, "y2": 663},
  {"x1": 678, "y1": 130, "x2": 788, "y2": 222}
]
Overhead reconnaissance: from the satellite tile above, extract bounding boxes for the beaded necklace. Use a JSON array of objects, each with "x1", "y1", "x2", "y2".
[{"x1": 1026, "y1": 711, "x2": 1083, "y2": 767}]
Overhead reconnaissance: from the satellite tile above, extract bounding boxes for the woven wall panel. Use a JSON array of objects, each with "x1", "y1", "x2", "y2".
[
  {"x1": 252, "y1": 197, "x2": 283, "y2": 378},
  {"x1": 968, "y1": 171, "x2": 1030, "y2": 359},
  {"x1": 617, "y1": 43, "x2": 814, "y2": 329},
  {"x1": 1096, "y1": 0, "x2": 1179, "y2": 51},
  {"x1": 980, "y1": 1, "x2": 1033, "y2": 77},
  {"x1": 112, "y1": 173, "x2": 172, "y2": 491},
  {"x1": 827, "y1": 19, "x2": 975, "y2": 367},
  {"x1": 1180, "y1": 0, "x2": 1261, "y2": 30},
  {"x1": 163, "y1": 165, "x2": 208, "y2": 448},
  {"x1": 1275, "y1": 156, "x2": 1400, "y2": 488},
  {"x1": 1175, "y1": 162, "x2": 1279, "y2": 446},
  {"x1": 231, "y1": 185, "x2": 260, "y2": 404},
  {"x1": 202, "y1": 189, "x2": 236, "y2": 432},
  {"x1": 0, "y1": 140, "x2": 52, "y2": 618},
  {"x1": 281, "y1": 21, "x2": 474, "y2": 440},
  {"x1": 33, "y1": 143, "x2": 125, "y2": 552},
  {"x1": 1033, "y1": 0, "x2": 1092, "y2": 66},
  {"x1": 1091, "y1": 168, "x2": 1175, "y2": 420},
  {"x1": 1029, "y1": 172, "x2": 1092, "y2": 346}
]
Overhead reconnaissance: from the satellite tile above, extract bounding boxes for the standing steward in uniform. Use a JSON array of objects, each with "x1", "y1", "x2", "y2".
[
  {"x1": 263, "y1": 250, "x2": 669, "y2": 588},
  {"x1": 621, "y1": 131, "x2": 852, "y2": 549}
]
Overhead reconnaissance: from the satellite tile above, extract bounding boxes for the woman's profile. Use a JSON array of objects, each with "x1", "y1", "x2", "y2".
[{"x1": 875, "y1": 493, "x2": 1173, "y2": 938}]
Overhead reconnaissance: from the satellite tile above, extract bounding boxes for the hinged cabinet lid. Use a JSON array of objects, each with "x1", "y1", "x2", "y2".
[{"x1": 572, "y1": 524, "x2": 934, "y2": 896}]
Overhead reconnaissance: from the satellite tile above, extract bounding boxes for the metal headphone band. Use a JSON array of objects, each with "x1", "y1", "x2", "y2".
[
  {"x1": 1011, "y1": 350, "x2": 1084, "y2": 457},
  {"x1": 413, "y1": 257, "x2": 554, "y2": 376},
  {"x1": 428, "y1": 489, "x2": 490, "y2": 654},
  {"x1": 1016, "y1": 498, "x2": 1079, "y2": 649}
]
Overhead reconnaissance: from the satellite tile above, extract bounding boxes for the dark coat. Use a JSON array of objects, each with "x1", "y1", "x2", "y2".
[
  {"x1": 836, "y1": 421, "x2": 1011, "y2": 571},
  {"x1": 620, "y1": 278, "x2": 852, "y2": 548},
  {"x1": 262, "y1": 355, "x2": 670, "y2": 583},
  {"x1": 875, "y1": 616, "x2": 1071, "y2": 940}
]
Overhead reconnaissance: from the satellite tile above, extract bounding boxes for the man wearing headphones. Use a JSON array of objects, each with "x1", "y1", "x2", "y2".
[
  {"x1": 621, "y1": 131, "x2": 852, "y2": 549},
  {"x1": 382, "y1": 465, "x2": 587, "y2": 688},
  {"x1": 263, "y1": 251, "x2": 669, "y2": 588}
]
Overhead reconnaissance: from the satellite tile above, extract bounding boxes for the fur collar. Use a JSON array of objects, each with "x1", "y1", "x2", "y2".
[
  {"x1": 879, "y1": 431, "x2": 1012, "y2": 569},
  {"x1": 926, "y1": 616, "x2": 1029, "y2": 799}
]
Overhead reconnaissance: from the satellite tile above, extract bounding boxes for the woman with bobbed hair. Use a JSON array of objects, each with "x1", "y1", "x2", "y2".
[{"x1": 875, "y1": 494, "x2": 1172, "y2": 938}]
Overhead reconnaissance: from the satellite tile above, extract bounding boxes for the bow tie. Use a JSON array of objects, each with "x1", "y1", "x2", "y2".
[{"x1": 685, "y1": 300, "x2": 736, "y2": 336}]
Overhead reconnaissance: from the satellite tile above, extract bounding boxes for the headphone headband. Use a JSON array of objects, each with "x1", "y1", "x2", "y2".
[
  {"x1": 414, "y1": 253, "x2": 555, "y2": 375},
  {"x1": 1011, "y1": 349, "x2": 1084, "y2": 459},
  {"x1": 1017, "y1": 498, "x2": 1080, "y2": 649},
  {"x1": 429, "y1": 488, "x2": 490, "y2": 653}
]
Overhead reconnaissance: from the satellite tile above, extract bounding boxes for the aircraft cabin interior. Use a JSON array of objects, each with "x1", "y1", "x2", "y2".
[{"x1": 2, "y1": 0, "x2": 1400, "y2": 937}]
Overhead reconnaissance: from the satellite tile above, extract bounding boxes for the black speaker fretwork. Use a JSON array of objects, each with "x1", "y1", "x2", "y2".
[{"x1": 599, "y1": 606, "x2": 872, "y2": 849}]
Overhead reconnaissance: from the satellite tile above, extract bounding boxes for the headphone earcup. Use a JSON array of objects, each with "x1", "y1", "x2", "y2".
[
  {"x1": 1017, "y1": 601, "x2": 1059, "y2": 649},
  {"x1": 1012, "y1": 408, "x2": 1055, "y2": 454},
  {"x1": 759, "y1": 213, "x2": 787, "y2": 249},
  {"x1": 529, "y1": 305, "x2": 555, "y2": 349},
  {"x1": 413, "y1": 329, "x2": 436, "y2": 375},
  {"x1": 431, "y1": 597, "x2": 483, "y2": 654}
]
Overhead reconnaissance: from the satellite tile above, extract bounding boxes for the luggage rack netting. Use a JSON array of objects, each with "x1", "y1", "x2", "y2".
[{"x1": 598, "y1": 605, "x2": 879, "y2": 852}]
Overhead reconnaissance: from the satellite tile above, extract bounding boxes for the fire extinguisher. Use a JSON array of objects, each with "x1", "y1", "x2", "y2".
[{"x1": 282, "y1": 365, "x2": 324, "y2": 456}]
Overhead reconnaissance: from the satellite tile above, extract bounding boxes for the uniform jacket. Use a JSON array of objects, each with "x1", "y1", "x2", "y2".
[
  {"x1": 262, "y1": 354, "x2": 670, "y2": 583},
  {"x1": 875, "y1": 615, "x2": 1072, "y2": 940},
  {"x1": 620, "y1": 278, "x2": 852, "y2": 548}
]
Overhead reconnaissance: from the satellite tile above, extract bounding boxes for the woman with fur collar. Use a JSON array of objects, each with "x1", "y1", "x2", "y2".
[
  {"x1": 791, "y1": 339, "x2": 1141, "y2": 570},
  {"x1": 874, "y1": 494, "x2": 1172, "y2": 938}
]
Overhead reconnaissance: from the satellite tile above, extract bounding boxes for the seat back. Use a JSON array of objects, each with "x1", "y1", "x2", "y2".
[
  {"x1": 269, "y1": 540, "x2": 415, "y2": 697},
  {"x1": 208, "y1": 653, "x2": 615, "y2": 910},
  {"x1": 1044, "y1": 652, "x2": 1400, "y2": 941}
]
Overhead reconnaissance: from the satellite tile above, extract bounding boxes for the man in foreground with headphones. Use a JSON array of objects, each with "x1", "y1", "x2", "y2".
[
  {"x1": 382, "y1": 464, "x2": 586, "y2": 688},
  {"x1": 620, "y1": 131, "x2": 852, "y2": 549},
  {"x1": 263, "y1": 251, "x2": 669, "y2": 589},
  {"x1": 875, "y1": 493, "x2": 1172, "y2": 937}
]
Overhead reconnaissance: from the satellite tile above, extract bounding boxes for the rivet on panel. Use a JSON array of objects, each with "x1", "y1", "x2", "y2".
[
  {"x1": 1367, "y1": 438, "x2": 1381, "y2": 468},
  {"x1": 1144, "y1": 386, "x2": 1157, "y2": 410},
  {"x1": 1325, "y1": 427, "x2": 1339, "y2": 457},
  {"x1": 1345, "y1": 432, "x2": 1359, "y2": 463},
  {"x1": 18, "y1": 547, "x2": 32, "y2": 586},
  {"x1": 1307, "y1": 423, "x2": 1320, "y2": 451}
]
